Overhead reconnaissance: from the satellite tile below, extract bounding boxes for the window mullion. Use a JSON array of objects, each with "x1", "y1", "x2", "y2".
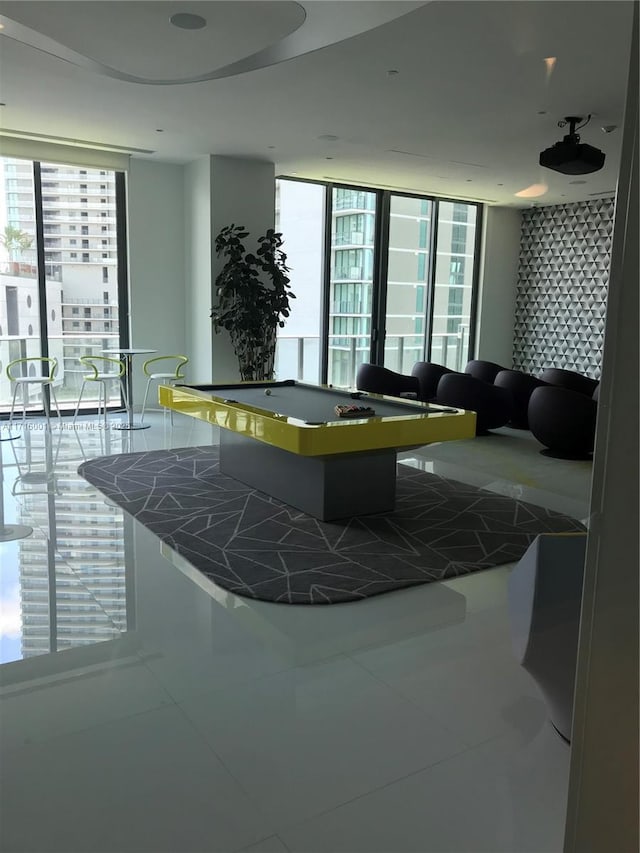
[
  {"x1": 320, "y1": 184, "x2": 332, "y2": 384},
  {"x1": 425, "y1": 198, "x2": 439, "y2": 361},
  {"x1": 33, "y1": 161, "x2": 51, "y2": 363},
  {"x1": 371, "y1": 190, "x2": 390, "y2": 364}
]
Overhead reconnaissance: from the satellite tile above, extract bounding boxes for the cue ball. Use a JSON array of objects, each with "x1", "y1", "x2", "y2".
[{"x1": 264, "y1": 389, "x2": 272, "y2": 396}]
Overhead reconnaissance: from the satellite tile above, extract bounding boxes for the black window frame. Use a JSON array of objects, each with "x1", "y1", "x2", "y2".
[
  {"x1": 0, "y1": 160, "x2": 130, "y2": 420},
  {"x1": 276, "y1": 175, "x2": 483, "y2": 383}
]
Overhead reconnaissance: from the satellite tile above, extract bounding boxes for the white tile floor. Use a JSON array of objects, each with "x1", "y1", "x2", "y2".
[{"x1": 0, "y1": 414, "x2": 592, "y2": 853}]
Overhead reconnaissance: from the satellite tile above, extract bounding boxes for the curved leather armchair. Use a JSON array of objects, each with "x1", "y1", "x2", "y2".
[
  {"x1": 464, "y1": 359, "x2": 507, "y2": 384},
  {"x1": 411, "y1": 362, "x2": 456, "y2": 402},
  {"x1": 528, "y1": 385, "x2": 597, "y2": 459},
  {"x1": 494, "y1": 369, "x2": 549, "y2": 430},
  {"x1": 437, "y1": 372, "x2": 512, "y2": 434},
  {"x1": 539, "y1": 368, "x2": 599, "y2": 398},
  {"x1": 355, "y1": 363, "x2": 420, "y2": 398}
]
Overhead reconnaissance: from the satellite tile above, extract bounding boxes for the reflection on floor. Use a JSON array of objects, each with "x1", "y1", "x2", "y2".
[{"x1": 0, "y1": 415, "x2": 592, "y2": 853}]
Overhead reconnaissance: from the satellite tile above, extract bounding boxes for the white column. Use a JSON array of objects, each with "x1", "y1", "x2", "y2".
[
  {"x1": 474, "y1": 206, "x2": 521, "y2": 368},
  {"x1": 184, "y1": 157, "x2": 214, "y2": 384},
  {"x1": 128, "y1": 159, "x2": 187, "y2": 403},
  {"x1": 183, "y1": 156, "x2": 275, "y2": 383},
  {"x1": 209, "y1": 156, "x2": 276, "y2": 382}
]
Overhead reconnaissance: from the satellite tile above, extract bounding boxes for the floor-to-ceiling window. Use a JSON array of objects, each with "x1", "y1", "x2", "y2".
[
  {"x1": 274, "y1": 179, "x2": 326, "y2": 382},
  {"x1": 0, "y1": 156, "x2": 127, "y2": 415},
  {"x1": 328, "y1": 187, "x2": 378, "y2": 387},
  {"x1": 431, "y1": 201, "x2": 479, "y2": 370},
  {"x1": 0, "y1": 159, "x2": 42, "y2": 410},
  {"x1": 275, "y1": 178, "x2": 481, "y2": 387},
  {"x1": 383, "y1": 195, "x2": 433, "y2": 374}
]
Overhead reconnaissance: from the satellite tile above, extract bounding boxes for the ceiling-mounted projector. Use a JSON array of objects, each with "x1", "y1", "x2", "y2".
[{"x1": 539, "y1": 115, "x2": 606, "y2": 175}]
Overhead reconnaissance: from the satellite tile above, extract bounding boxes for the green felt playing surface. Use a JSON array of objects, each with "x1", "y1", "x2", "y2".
[{"x1": 185, "y1": 381, "x2": 440, "y2": 424}]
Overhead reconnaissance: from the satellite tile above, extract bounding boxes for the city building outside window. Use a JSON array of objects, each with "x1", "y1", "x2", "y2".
[
  {"x1": 274, "y1": 178, "x2": 480, "y2": 386},
  {"x1": 0, "y1": 157, "x2": 125, "y2": 414}
]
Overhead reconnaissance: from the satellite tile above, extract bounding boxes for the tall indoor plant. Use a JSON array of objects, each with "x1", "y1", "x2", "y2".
[{"x1": 211, "y1": 224, "x2": 294, "y2": 381}]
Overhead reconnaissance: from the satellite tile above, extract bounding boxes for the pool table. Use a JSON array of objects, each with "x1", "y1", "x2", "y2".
[{"x1": 159, "y1": 380, "x2": 476, "y2": 521}]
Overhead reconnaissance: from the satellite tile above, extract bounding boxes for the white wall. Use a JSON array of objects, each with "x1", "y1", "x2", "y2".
[
  {"x1": 127, "y1": 159, "x2": 186, "y2": 403},
  {"x1": 474, "y1": 206, "x2": 521, "y2": 368},
  {"x1": 184, "y1": 157, "x2": 214, "y2": 383}
]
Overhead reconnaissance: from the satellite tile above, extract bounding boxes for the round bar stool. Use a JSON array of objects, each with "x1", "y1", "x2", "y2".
[
  {"x1": 73, "y1": 356, "x2": 128, "y2": 429},
  {"x1": 7, "y1": 357, "x2": 62, "y2": 431},
  {"x1": 140, "y1": 355, "x2": 189, "y2": 424}
]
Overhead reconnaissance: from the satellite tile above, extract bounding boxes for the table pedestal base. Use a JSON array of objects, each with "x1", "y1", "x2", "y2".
[{"x1": 219, "y1": 431, "x2": 397, "y2": 521}]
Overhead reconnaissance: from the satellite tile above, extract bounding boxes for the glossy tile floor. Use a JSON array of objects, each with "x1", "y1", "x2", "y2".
[{"x1": 0, "y1": 414, "x2": 592, "y2": 853}]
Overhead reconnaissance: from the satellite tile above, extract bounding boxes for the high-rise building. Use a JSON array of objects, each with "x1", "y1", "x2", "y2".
[
  {"x1": 0, "y1": 158, "x2": 120, "y2": 408},
  {"x1": 274, "y1": 179, "x2": 478, "y2": 387}
]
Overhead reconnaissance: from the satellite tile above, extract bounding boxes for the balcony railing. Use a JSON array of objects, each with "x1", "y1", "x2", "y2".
[
  {"x1": 275, "y1": 327, "x2": 470, "y2": 389},
  {"x1": 61, "y1": 296, "x2": 117, "y2": 305},
  {"x1": 0, "y1": 333, "x2": 122, "y2": 413},
  {"x1": 0, "y1": 262, "x2": 38, "y2": 279}
]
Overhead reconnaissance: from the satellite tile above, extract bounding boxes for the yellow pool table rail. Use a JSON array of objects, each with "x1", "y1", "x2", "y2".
[{"x1": 159, "y1": 383, "x2": 476, "y2": 457}]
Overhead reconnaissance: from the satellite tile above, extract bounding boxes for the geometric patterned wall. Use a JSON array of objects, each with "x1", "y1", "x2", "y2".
[{"x1": 513, "y1": 196, "x2": 614, "y2": 379}]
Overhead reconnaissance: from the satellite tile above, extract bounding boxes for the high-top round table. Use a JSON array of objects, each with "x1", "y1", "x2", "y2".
[{"x1": 102, "y1": 347, "x2": 157, "y2": 430}]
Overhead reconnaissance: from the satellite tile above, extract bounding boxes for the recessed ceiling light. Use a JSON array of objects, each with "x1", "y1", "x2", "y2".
[
  {"x1": 267, "y1": 145, "x2": 275, "y2": 150},
  {"x1": 318, "y1": 134, "x2": 339, "y2": 142},
  {"x1": 170, "y1": 13, "x2": 207, "y2": 30},
  {"x1": 537, "y1": 110, "x2": 547, "y2": 115},
  {"x1": 497, "y1": 182, "x2": 504, "y2": 186},
  {"x1": 569, "y1": 179, "x2": 587, "y2": 185},
  {"x1": 387, "y1": 69, "x2": 399, "y2": 76},
  {"x1": 325, "y1": 156, "x2": 334, "y2": 160},
  {"x1": 156, "y1": 128, "x2": 164, "y2": 133},
  {"x1": 466, "y1": 179, "x2": 473, "y2": 182}
]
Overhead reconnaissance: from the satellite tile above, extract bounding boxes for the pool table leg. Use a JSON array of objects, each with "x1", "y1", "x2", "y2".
[{"x1": 218, "y1": 431, "x2": 397, "y2": 521}]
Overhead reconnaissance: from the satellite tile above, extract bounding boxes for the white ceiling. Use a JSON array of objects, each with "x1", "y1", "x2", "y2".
[{"x1": 0, "y1": 1, "x2": 634, "y2": 207}]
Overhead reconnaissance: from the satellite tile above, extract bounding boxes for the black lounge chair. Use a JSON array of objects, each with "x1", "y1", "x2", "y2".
[
  {"x1": 436, "y1": 372, "x2": 513, "y2": 434},
  {"x1": 355, "y1": 363, "x2": 420, "y2": 398},
  {"x1": 528, "y1": 385, "x2": 598, "y2": 459},
  {"x1": 464, "y1": 359, "x2": 507, "y2": 384},
  {"x1": 539, "y1": 368, "x2": 599, "y2": 398},
  {"x1": 411, "y1": 362, "x2": 457, "y2": 402},
  {"x1": 494, "y1": 369, "x2": 549, "y2": 430}
]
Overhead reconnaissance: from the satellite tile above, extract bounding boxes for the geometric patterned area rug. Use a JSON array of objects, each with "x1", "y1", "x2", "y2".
[{"x1": 78, "y1": 446, "x2": 585, "y2": 605}]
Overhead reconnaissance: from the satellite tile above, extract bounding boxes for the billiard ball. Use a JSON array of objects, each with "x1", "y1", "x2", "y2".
[{"x1": 264, "y1": 388, "x2": 272, "y2": 396}]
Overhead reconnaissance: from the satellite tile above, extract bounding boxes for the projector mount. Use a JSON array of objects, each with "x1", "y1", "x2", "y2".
[{"x1": 557, "y1": 115, "x2": 592, "y2": 143}]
